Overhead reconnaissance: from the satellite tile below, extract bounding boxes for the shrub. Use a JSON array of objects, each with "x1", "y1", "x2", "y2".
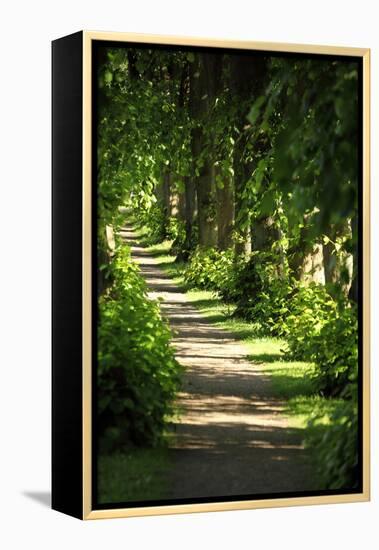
[
  {"x1": 135, "y1": 202, "x2": 187, "y2": 250},
  {"x1": 306, "y1": 394, "x2": 359, "y2": 489},
  {"x1": 166, "y1": 216, "x2": 185, "y2": 242},
  {"x1": 167, "y1": 217, "x2": 187, "y2": 256},
  {"x1": 285, "y1": 284, "x2": 358, "y2": 396},
  {"x1": 183, "y1": 248, "x2": 293, "y2": 334},
  {"x1": 284, "y1": 283, "x2": 337, "y2": 357},
  {"x1": 183, "y1": 247, "x2": 235, "y2": 293},
  {"x1": 308, "y1": 306, "x2": 358, "y2": 397},
  {"x1": 98, "y1": 245, "x2": 182, "y2": 453},
  {"x1": 134, "y1": 203, "x2": 167, "y2": 245},
  {"x1": 230, "y1": 251, "x2": 293, "y2": 335}
]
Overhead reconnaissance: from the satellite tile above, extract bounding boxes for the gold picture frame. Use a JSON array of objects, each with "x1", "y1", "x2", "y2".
[{"x1": 52, "y1": 30, "x2": 370, "y2": 520}]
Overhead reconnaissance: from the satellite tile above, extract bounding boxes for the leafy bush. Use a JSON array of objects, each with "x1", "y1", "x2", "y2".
[
  {"x1": 183, "y1": 247, "x2": 235, "y2": 293},
  {"x1": 135, "y1": 202, "x2": 188, "y2": 255},
  {"x1": 98, "y1": 245, "x2": 182, "y2": 453},
  {"x1": 183, "y1": 248, "x2": 293, "y2": 335},
  {"x1": 284, "y1": 283, "x2": 337, "y2": 357},
  {"x1": 166, "y1": 216, "x2": 185, "y2": 242},
  {"x1": 310, "y1": 307, "x2": 358, "y2": 397},
  {"x1": 285, "y1": 284, "x2": 358, "y2": 396},
  {"x1": 306, "y1": 395, "x2": 359, "y2": 489},
  {"x1": 167, "y1": 217, "x2": 187, "y2": 256},
  {"x1": 137, "y1": 204, "x2": 167, "y2": 244},
  {"x1": 231, "y1": 252, "x2": 293, "y2": 334}
]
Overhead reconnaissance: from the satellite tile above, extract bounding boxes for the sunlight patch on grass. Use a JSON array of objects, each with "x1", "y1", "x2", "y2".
[{"x1": 287, "y1": 395, "x2": 344, "y2": 429}]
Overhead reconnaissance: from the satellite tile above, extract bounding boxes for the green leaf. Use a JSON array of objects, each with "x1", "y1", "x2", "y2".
[
  {"x1": 104, "y1": 70, "x2": 113, "y2": 84},
  {"x1": 248, "y1": 96, "x2": 265, "y2": 124}
]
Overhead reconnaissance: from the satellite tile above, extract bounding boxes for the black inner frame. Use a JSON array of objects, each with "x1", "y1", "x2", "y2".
[{"x1": 91, "y1": 39, "x2": 364, "y2": 511}]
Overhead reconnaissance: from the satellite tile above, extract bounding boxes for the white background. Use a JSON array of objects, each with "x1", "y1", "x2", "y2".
[{"x1": 0, "y1": 0, "x2": 377, "y2": 548}]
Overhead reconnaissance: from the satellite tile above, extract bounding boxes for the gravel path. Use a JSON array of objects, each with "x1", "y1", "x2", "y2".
[{"x1": 121, "y1": 225, "x2": 317, "y2": 500}]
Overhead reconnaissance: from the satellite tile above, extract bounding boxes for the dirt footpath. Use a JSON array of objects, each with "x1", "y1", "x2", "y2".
[{"x1": 121, "y1": 225, "x2": 318, "y2": 500}]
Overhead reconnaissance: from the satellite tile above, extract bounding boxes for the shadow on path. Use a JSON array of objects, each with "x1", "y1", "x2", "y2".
[{"x1": 121, "y1": 224, "x2": 318, "y2": 499}]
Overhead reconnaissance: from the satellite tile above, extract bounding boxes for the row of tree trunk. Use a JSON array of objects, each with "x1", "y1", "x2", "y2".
[{"x1": 154, "y1": 51, "x2": 354, "y2": 295}]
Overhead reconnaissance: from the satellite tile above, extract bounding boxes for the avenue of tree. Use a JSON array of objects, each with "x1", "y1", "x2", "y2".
[{"x1": 96, "y1": 45, "x2": 360, "y2": 492}]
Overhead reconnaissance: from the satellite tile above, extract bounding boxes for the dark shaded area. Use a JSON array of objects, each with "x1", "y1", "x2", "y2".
[{"x1": 52, "y1": 31, "x2": 83, "y2": 520}]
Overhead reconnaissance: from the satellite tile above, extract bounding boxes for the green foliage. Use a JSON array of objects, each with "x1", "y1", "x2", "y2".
[
  {"x1": 284, "y1": 284, "x2": 357, "y2": 397},
  {"x1": 168, "y1": 217, "x2": 187, "y2": 255},
  {"x1": 135, "y1": 203, "x2": 187, "y2": 252},
  {"x1": 95, "y1": 45, "x2": 360, "y2": 493},
  {"x1": 284, "y1": 283, "x2": 338, "y2": 355},
  {"x1": 135, "y1": 204, "x2": 168, "y2": 245},
  {"x1": 305, "y1": 396, "x2": 358, "y2": 489},
  {"x1": 249, "y1": 57, "x2": 359, "y2": 237},
  {"x1": 98, "y1": 245, "x2": 182, "y2": 452},
  {"x1": 309, "y1": 306, "x2": 358, "y2": 397},
  {"x1": 165, "y1": 216, "x2": 185, "y2": 243},
  {"x1": 97, "y1": 46, "x2": 193, "y2": 232},
  {"x1": 183, "y1": 247, "x2": 235, "y2": 294},
  {"x1": 231, "y1": 251, "x2": 292, "y2": 334},
  {"x1": 183, "y1": 246, "x2": 294, "y2": 336}
]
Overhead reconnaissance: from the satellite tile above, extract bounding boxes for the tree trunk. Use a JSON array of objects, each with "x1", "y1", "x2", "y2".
[
  {"x1": 323, "y1": 220, "x2": 354, "y2": 298},
  {"x1": 348, "y1": 216, "x2": 358, "y2": 303},
  {"x1": 323, "y1": 240, "x2": 338, "y2": 285},
  {"x1": 180, "y1": 175, "x2": 197, "y2": 258},
  {"x1": 189, "y1": 53, "x2": 221, "y2": 248},
  {"x1": 289, "y1": 213, "x2": 324, "y2": 284},
  {"x1": 153, "y1": 172, "x2": 172, "y2": 239},
  {"x1": 162, "y1": 171, "x2": 171, "y2": 219},
  {"x1": 176, "y1": 186, "x2": 186, "y2": 221},
  {"x1": 197, "y1": 164, "x2": 217, "y2": 247},
  {"x1": 216, "y1": 170, "x2": 234, "y2": 250},
  {"x1": 233, "y1": 137, "x2": 251, "y2": 256},
  {"x1": 229, "y1": 54, "x2": 268, "y2": 257},
  {"x1": 251, "y1": 216, "x2": 273, "y2": 252},
  {"x1": 300, "y1": 243, "x2": 325, "y2": 285},
  {"x1": 251, "y1": 216, "x2": 285, "y2": 277},
  {"x1": 290, "y1": 240, "x2": 325, "y2": 284}
]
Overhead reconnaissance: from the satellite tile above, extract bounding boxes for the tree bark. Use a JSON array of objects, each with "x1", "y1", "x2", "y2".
[
  {"x1": 153, "y1": 171, "x2": 172, "y2": 239},
  {"x1": 181, "y1": 175, "x2": 197, "y2": 258},
  {"x1": 286, "y1": 210, "x2": 322, "y2": 284},
  {"x1": 348, "y1": 216, "x2": 358, "y2": 303},
  {"x1": 288, "y1": 214, "x2": 325, "y2": 284},
  {"x1": 300, "y1": 243, "x2": 325, "y2": 285},
  {"x1": 189, "y1": 53, "x2": 221, "y2": 248},
  {"x1": 216, "y1": 169, "x2": 234, "y2": 250},
  {"x1": 323, "y1": 220, "x2": 353, "y2": 298},
  {"x1": 251, "y1": 216, "x2": 285, "y2": 277},
  {"x1": 229, "y1": 54, "x2": 268, "y2": 256}
]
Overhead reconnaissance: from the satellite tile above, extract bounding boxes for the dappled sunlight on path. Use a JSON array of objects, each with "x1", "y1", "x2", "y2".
[{"x1": 120, "y1": 225, "x2": 317, "y2": 499}]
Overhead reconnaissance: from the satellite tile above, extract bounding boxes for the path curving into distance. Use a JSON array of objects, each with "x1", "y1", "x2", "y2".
[{"x1": 120, "y1": 224, "x2": 318, "y2": 500}]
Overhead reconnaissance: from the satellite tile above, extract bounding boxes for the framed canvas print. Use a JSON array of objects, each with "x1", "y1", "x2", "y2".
[{"x1": 52, "y1": 31, "x2": 370, "y2": 520}]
